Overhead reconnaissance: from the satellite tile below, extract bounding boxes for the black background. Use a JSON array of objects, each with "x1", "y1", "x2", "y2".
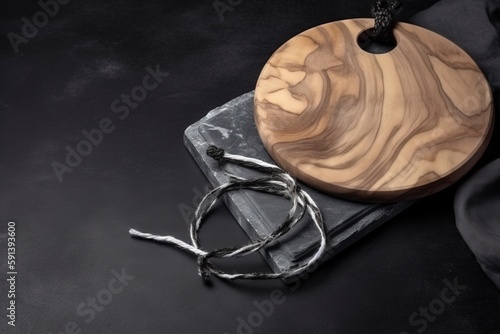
[{"x1": 1, "y1": 0, "x2": 500, "y2": 333}]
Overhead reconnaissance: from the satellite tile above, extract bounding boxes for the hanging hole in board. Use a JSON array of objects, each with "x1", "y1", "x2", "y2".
[{"x1": 357, "y1": 28, "x2": 397, "y2": 54}]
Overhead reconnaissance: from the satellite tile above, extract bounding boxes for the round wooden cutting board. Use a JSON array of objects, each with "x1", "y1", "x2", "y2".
[{"x1": 254, "y1": 19, "x2": 493, "y2": 202}]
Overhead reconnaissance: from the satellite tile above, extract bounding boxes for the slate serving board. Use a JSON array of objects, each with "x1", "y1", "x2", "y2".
[{"x1": 184, "y1": 91, "x2": 414, "y2": 274}]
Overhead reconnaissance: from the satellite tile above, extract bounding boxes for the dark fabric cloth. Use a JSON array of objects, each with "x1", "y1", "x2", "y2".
[
  {"x1": 455, "y1": 159, "x2": 500, "y2": 289},
  {"x1": 412, "y1": 0, "x2": 500, "y2": 290}
]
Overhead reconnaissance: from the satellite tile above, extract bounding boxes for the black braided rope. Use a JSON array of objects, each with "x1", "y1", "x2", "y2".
[{"x1": 370, "y1": 0, "x2": 401, "y2": 42}]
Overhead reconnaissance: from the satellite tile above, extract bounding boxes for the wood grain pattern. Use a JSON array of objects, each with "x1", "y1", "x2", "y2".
[{"x1": 254, "y1": 19, "x2": 494, "y2": 202}]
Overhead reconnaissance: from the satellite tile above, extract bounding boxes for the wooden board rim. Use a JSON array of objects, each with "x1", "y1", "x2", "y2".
[{"x1": 254, "y1": 19, "x2": 494, "y2": 202}]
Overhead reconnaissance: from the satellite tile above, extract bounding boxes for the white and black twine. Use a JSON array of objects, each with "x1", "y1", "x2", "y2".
[{"x1": 129, "y1": 146, "x2": 327, "y2": 280}]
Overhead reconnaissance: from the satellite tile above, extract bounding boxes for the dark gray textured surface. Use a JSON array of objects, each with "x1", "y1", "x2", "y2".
[
  {"x1": 3, "y1": 0, "x2": 500, "y2": 333},
  {"x1": 184, "y1": 91, "x2": 413, "y2": 273}
]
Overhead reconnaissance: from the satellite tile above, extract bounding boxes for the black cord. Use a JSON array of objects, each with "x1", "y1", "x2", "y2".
[{"x1": 371, "y1": 0, "x2": 402, "y2": 42}]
